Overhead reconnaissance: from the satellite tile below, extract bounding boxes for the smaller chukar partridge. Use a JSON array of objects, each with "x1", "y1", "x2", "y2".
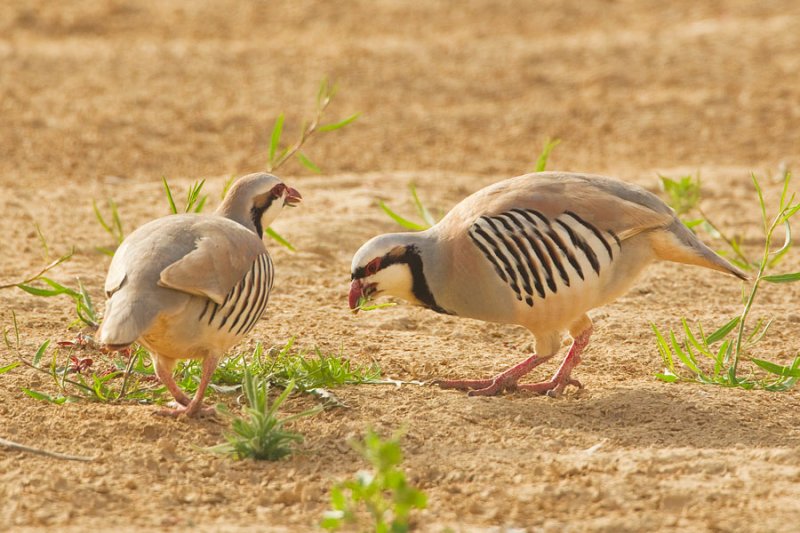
[
  {"x1": 98, "y1": 173, "x2": 301, "y2": 416},
  {"x1": 349, "y1": 172, "x2": 746, "y2": 397}
]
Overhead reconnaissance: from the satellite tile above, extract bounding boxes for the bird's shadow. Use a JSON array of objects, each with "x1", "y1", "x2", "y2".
[{"x1": 455, "y1": 385, "x2": 800, "y2": 449}]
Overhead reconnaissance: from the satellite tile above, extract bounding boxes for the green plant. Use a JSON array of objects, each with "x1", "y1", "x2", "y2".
[
  {"x1": 93, "y1": 198, "x2": 125, "y2": 256},
  {"x1": 208, "y1": 373, "x2": 320, "y2": 461},
  {"x1": 322, "y1": 428, "x2": 427, "y2": 532},
  {"x1": 1, "y1": 250, "x2": 74, "y2": 292},
  {"x1": 652, "y1": 171, "x2": 800, "y2": 390},
  {"x1": 174, "y1": 339, "x2": 383, "y2": 399},
  {"x1": 378, "y1": 184, "x2": 439, "y2": 231},
  {"x1": 163, "y1": 177, "x2": 208, "y2": 214},
  {"x1": 266, "y1": 78, "x2": 360, "y2": 174},
  {"x1": 16, "y1": 277, "x2": 99, "y2": 328},
  {"x1": 533, "y1": 137, "x2": 560, "y2": 172}
]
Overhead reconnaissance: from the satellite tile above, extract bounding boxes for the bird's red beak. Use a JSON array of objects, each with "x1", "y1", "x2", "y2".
[
  {"x1": 285, "y1": 187, "x2": 302, "y2": 207},
  {"x1": 349, "y1": 279, "x2": 363, "y2": 312}
]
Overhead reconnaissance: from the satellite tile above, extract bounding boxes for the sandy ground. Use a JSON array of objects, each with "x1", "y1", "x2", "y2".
[{"x1": 2, "y1": 1, "x2": 800, "y2": 531}]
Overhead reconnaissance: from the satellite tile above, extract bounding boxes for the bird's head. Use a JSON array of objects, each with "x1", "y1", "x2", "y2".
[
  {"x1": 218, "y1": 173, "x2": 302, "y2": 238},
  {"x1": 349, "y1": 233, "x2": 426, "y2": 312}
]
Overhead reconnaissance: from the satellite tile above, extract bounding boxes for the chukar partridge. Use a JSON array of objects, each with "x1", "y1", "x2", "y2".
[
  {"x1": 98, "y1": 173, "x2": 301, "y2": 416},
  {"x1": 350, "y1": 172, "x2": 746, "y2": 397}
]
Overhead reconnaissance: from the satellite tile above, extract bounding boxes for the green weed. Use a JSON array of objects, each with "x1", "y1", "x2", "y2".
[
  {"x1": 266, "y1": 78, "x2": 360, "y2": 174},
  {"x1": 208, "y1": 373, "x2": 320, "y2": 461},
  {"x1": 321, "y1": 428, "x2": 427, "y2": 532},
  {"x1": 93, "y1": 198, "x2": 125, "y2": 256},
  {"x1": 163, "y1": 176, "x2": 208, "y2": 214},
  {"x1": 16, "y1": 277, "x2": 99, "y2": 329},
  {"x1": 652, "y1": 171, "x2": 800, "y2": 390}
]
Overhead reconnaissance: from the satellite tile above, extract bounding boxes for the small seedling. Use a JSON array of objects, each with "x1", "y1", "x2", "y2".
[
  {"x1": 533, "y1": 137, "x2": 560, "y2": 172},
  {"x1": 659, "y1": 173, "x2": 702, "y2": 217},
  {"x1": 378, "y1": 184, "x2": 439, "y2": 231},
  {"x1": 266, "y1": 78, "x2": 360, "y2": 174},
  {"x1": 93, "y1": 198, "x2": 125, "y2": 256},
  {"x1": 653, "y1": 171, "x2": 800, "y2": 390},
  {"x1": 163, "y1": 176, "x2": 208, "y2": 214},
  {"x1": 321, "y1": 428, "x2": 427, "y2": 532},
  {"x1": 208, "y1": 373, "x2": 321, "y2": 461}
]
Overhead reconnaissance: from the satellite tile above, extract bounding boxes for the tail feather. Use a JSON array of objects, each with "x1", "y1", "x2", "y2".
[
  {"x1": 97, "y1": 292, "x2": 157, "y2": 347},
  {"x1": 651, "y1": 219, "x2": 749, "y2": 281}
]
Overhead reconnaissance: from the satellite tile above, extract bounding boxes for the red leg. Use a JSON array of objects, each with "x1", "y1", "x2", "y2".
[
  {"x1": 156, "y1": 355, "x2": 219, "y2": 417},
  {"x1": 518, "y1": 326, "x2": 592, "y2": 397},
  {"x1": 153, "y1": 356, "x2": 192, "y2": 407},
  {"x1": 436, "y1": 352, "x2": 556, "y2": 396}
]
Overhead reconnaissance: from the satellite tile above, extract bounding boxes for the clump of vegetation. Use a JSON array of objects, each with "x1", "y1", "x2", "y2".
[
  {"x1": 652, "y1": 171, "x2": 800, "y2": 390},
  {"x1": 321, "y1": 429, "x2": 427, "y2": 532},
  {"x1": 6, "y1": 332, "x2": 382, "y2": 407},
  {"x1": 208, "y1": 373, "x2": 320, "y2": 461}
]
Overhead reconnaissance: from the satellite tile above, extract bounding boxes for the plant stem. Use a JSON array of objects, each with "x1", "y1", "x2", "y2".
[
  {"x1": 0, "y1": 251, "x2": 74, "y2": 290},
  {"x1": 731, "y1": 200, "x2": 784, "y2": 376},
  {"x1": 267, "y1": 95, "x2": 331, "y2": 172}
]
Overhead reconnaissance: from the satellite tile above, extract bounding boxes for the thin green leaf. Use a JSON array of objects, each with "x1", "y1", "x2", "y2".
[
  {"x1": 0, "y1": 361, "x2": 20, "y2": 375},
  {"x1": 265, "y1": 227, "x2": 296, "y2": 252},
  {"x1": 534, "y1": 138, "x2": 560, "y2": 172},
  {"x1": 751, "y1": 172, "x2": 768, "y2": 232},
  {"x1": 654, "y1": 372, "x2": 679, "y2": 383},
  {"x1": 297, "y1": 152, "x2": 322, "y2": 174},
  {"x1": 752, "y1": 358, "x2": 800, "y2": 378},
  {"x1": 319, "y1": 112, "x2": 361, "y2": 132},
  {"x1": 713, "y1": 341, "x2": 730, "y2": 377},
  {"x1": 378, "y1": 201, "x2": 429, "y2": 231},
  {"x1": 762, "y1": 272, "x2": 800, "y2": 283},
  {"x1": 23, "y1": 389, "x2": 65, "y2": 404},
  {"x1": 16, "y1": 284, "x2": 65, "y2": 297},
  {"x1": 706, "y1": 316, "x2": 741, "y2": 344},
  {"x1": 681, "y1": 319, "x2": 713, "y2": 358},
  {"x1": 650, "y1": 324, "x2": 675, "y2": 372},
  {"x1": 162, "y1": 177, "x2": 178, "y2": 214},
  {"x1": 670, "y1": 331, "x2": 703, "y2": 376},
  {"x1": 269, "y1": 114, "x2": 285, "y2": 163},
  {"x1": 409, "y1": 185, "x2": 436, "y2": 227},
  {"x1": 32, "y1": 340, "x2": 50, "y2": 367}
]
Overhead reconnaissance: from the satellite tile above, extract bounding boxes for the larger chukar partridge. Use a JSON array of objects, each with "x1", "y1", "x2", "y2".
[
  {"x1": 98, "y1": 173, "x2": 301, "y2": 416},
  {"x1": 350, "y1": 172, "x2": 746, "y2": 397}
]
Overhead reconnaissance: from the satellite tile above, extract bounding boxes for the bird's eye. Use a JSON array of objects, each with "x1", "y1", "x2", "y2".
[
  {"x1": 365, "y1": 258, "x2": 381, "y2": 276},
  {"x1": 270, "y1": 183, "x2": 287, "y2": 198}
]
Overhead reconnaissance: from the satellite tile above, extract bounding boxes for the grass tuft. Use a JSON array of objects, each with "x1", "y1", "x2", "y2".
[{"x1": 208, "y1": 373, "x2": 320, "y2": 461}]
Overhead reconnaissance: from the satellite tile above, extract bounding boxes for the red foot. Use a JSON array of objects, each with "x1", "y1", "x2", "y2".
[
  {"x1": 436, "y1": 326, "x2": 593, "y2": 398},
  {"x1": 436, "y1": 353, "x2": 553, "y2": 396}
]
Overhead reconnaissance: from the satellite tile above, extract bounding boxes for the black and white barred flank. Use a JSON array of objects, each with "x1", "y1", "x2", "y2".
[
  {"x1": 198, "y1": 252, "x2": 274, "y2": 335},
  {"x1": 468, "y1": 208, "x2": 621, "y2": 306}
]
